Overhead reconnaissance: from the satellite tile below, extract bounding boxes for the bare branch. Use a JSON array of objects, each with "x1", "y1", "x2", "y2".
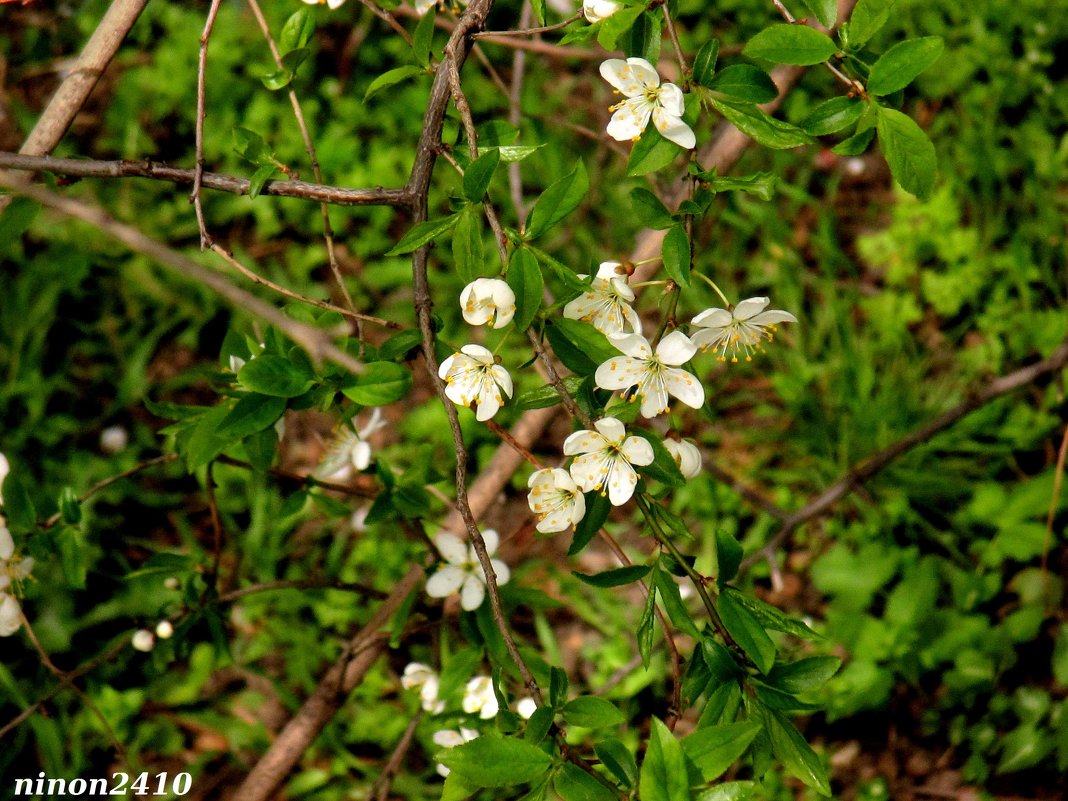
[{"x1": 192, "y1": 0, "x2": 225, "y2": 249}]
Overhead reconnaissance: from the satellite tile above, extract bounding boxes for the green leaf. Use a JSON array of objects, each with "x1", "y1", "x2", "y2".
[
  {"x1": 280, "y1": 8, "x2": 315, "y2": 52},
  {"x1": 799, "y1": 0, "x2": 838, "y2": 27},
  {"x1": 489, "y1": 144, "x2": 546, "y2": 163},
  {"x1": 412, "y1": 6, "x2": 436, "y2": 66},
  {"x1": 243, "y1": 427, "x2": 277, "y2": 472},
  {"x1": 342, "y1": 362, "x2": 413, "y2": 405},
  {"x1": 624, "y1": 11, "x2": 662, "y2": 65},
  {"x1": 573, "y1": 565, "x2": 651, "y2": 588},
  {"x1": 693, "y1": 39, "x2": 721, "y2": 87},
  {"x1": 378, "y1": 329, "x2": 423, "y2": 361},
  {"x1": 757, "y1": 704, "x2": 831, "y2": 796},
  {"x1": 238, "y1": 355, "x2": 314, "y2": 398},
  {"x1": 561, "y1": 696, "x2": 626, "y2": 729},
  {"x1": 597, "y1": 4, "x2": 644, "y2": 50},
  {"x1": 799, "y1": 96, "x2": 866, "y2": 136},
  {"x1": 697, "y1": 170, "x2": 779, "y2": 200},
  {"x1": 441, "y1": 773, "x2": 478, "y2": 801},
  {"x1": 637, "y1": 582, "x2": 657, "y2": 667},
  {"x1": 569, "y1": 491, "x2": 610, "y2": 556},
  {"x1": 876, "y1": 106, "x2": 936, "y2": 199},
  {"x1": 451, "y1": 205, "x2": 484, "y2": 284},
  {"x1": 1, "y1": 472, "x2": 36, "y2": 532},
  {"x1": 595, "y1": 739, "x2": 638, "y2": 788},
  {"x1": 530, "y1": 0, "x2": 545, "y2": 25},
  {"x1": 715, "y1": 529, "x2": 743, "y2": 583},
  {"x1": 545, "y1": 318, "x2": 618, "y2": 374},
  {"x1": 181, "y1": 403, "x2": 236, "y2": 470},
  {"x1": 831, "y1": 126, "x2": 875, "y2": 155},
  {"x1": 261, "y1": 68, "x2": 295, "y2": 91},
  {"x1": 526, "y1": 161, "x2": 588, "y2": 239},
  {"x1": 844, "y1": 0, "x2": 896, "y2": 50},
  {"x1": 463, "y1": 148, "x2": 501, "y2": 201},
  {"x1": 436, "y1": 736, "x2": 553, "y2": 787},
  {"x1": 653, "y1": 565, "x2": 701, "y2": 638},
  {"x1": 630, "y1": 188, "x2": 675, "y2": 229},
  {"x1": 706, "y1": 65, "x2": 779, "y2": 103},
  {"x1": 626, "y1": 126, "x2": 683, "y2": 177},
  {"x1": 508, "y1": 247, "x2": 544, "y2": 332},
  {"x1": 248, "y1": 164, "x2": 276, "y2": 199},
  {"x1": 639, "y1": 718, "x2": 690, "y2": 801},
  {"x1": 524, "y1": 705, "x2": 555, "y2": 744},
  {"x1": 717, "y1": 590, "x2": 776, "y2": 674},
  {"x1": 683, "y1": 721, "x2": 763, "y2": 783},
  {"x1": 743, "y1": 24, "x2": 838, "y2": 66},
  {"x1": 364, "y1": 65, "x2": 425, "y2": 102},
  {"x1": 867, "y1": 36, "x2": 944, "y2": 95},
  {"x1": 726, "y1": 588, "x2": 820, "y2": 640},
  {"x1": 387, "y1": 213, "x2": 460, "y2": 255},
  {"x1": 695, "y1": 781, "x2": 757, "y2": 801},
  {"x1": 232, "y1": 127, "x2": 272, "y2": 165},
  {"x1": 550, "y1": 665, "x2": 569, "y2": 708},
  {"x1": 217, "y1": 393, "x2": 286, "y2": 438},
  {"x1": 661, "y1": 225, "x2": 691, "y2": 287},
  {"x1": 554, "y1": 763, "x2": 616, "y2": 801},
  {"x1": 710, "y1": 98, "x2": 815, "y2": 149},
  {"x1": 698, "y1": 680, "x2": 743, "y2": 729},
  {"x1": 58, "y1": 487, "x2": 81, "y2": 525},
  {"x1": 55, "y1": 526, "x2": 87, "y2": 589},
  {"x1": 515, "y1": 376, "x2": 585, "y2": 411},
  {"x1": 529, "y1": 246, "x2": 590, "y2": 296}
]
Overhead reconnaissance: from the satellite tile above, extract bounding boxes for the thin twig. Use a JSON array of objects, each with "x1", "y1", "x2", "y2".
[
  {"x1": 506, "y1": 0, "x2": 531, "y2": 220},
  {"x1": 192, "y1": 0, "x2": 225, "y2": 249},
  {"x1": 372, "y1": 710, "x2": 423, "y2": 801},
  {"x1": 41, "y1": 454, "x2": 179, "y2": 529},
  {"x1": 359, "y1": 0, "x2": 415, "y2": 45},
  {"x1": 473, "y1": 11, "x2": 582, "y2": 37},
  {"x1": 1041, "y1": 423, "x2": 1068, "y2": 598},
  {"x1": 483, "y1": 419, "x2": 544, "y2": 468},
  {"x1": 661, "y1": 3, "x2": 689, "y2": 81}
]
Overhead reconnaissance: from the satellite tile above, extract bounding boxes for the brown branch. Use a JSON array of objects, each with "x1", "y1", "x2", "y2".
[
  {"x1": 372, "y1": 710, "x2": 423, "y2": 801},
  {"x1": 233, "y1": 565, "x2": 425, "y2": 801},
  {"x1": 473, "y1": 11, "x2": 582, "y2": 37},
  {"x1": 360, "y1": 0, "x2": 415, "y2": 46},
  {"x1": 192, "y1": 0, "x2": 225, "y2": 249},
  {"x1": 0, "y1": 152, "x2": 412, "y2": 207},
  {"x1": 740, "y1": 335, "x2": 1068, "y2": 573},
  {"x1": 483, "y1": 419, "x2": 544, "y2": 468},
  {"x1": 0, "y1": 178, "x2": 370, "y2": 377}
]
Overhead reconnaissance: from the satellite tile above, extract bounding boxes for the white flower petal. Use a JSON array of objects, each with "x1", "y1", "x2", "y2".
[
  {"x1": 749, "y1": 310, "x2": 799, "y2": 325},
  {"x1": 638, "y1": 382, "x2": 669, "y2": 418},
  {"x1": 426, "y1": 564, "x2": 467, "y2": 598},
  {"x1": 435, "y1": 533, "x2": 469, "y2": 565},
  {"x1": 593, "y1": 416, "x2": 626, "y2": 444},
  {"x1": 599, "y1": 59, "x2": 646, "y2": 96},
  {"x1": 350, "y1": 441, "x2": 372, "y2": 471},
  {"x1": 517, "y1": 697, "x2": 538, "y2": 719},
  {"x1": 563, "y1": 429, "x2": 605, "y2": 456},
  {"x1": 605, "y1": 458, "x2": 639, "y2": 506},
  {"x1": 488, "y1": 364, "x2": 513, "y2": 399},
  {"x1": 657, "y1": 82, "x2": 686, "y2": 117},
  {"x1": 655, "y1": 331, "x2": 698, "y2": 365},
  {"x1": 490, "y1": 558, "x2": 510, "y2": 587},
  {"x1": 691, "y1": 308, "x2": 732, "y2": 328},
  {"x1": 0, "y1": 594, "x2": 21, "y2": 637},
  {"x1": 665, "y1": 439, "x2": 703, "y2": 478},
  {"x1": 0, "y1": 526, "x2": 13, "y2": 561},
  {"x1": 621, "y1": 435, "x2": 654, "y2": 466},
  {"x1": 433, "y1": 730, "x2": 466, "y2": 748},
  {"x1": 460, "y1": 574, "x2": 486, "y2": 610},
  {"x1": 595, "y1": 356, "x2": 643, "y2": 391},
  {"x1": 625, "y1": 58, "x2": 661, "y2": 89},
  {"x1": 732, "y1": 297, "x2": 771, "y2": 321},
  {"x1": 606, "y1": 100, "x2": 652, "y2": 142},
  {"x1": 663, "y1": 367, "x2": 705, "y2": 409},
  {"x1": 481, "y1": 528, "x2": 499, "y2": 556},
  {"x1": 652, "y1": 108, "x2": 696, "y2": 150},
  {"x1": 595, "y1": 261, "x2": 625, "y2": 280},
  {"x1": 569, "y1": 452, "x2": 609, "y2": 493},
  {"x1": 608, "y1": 332, "x2": 653, "y2": 359}
]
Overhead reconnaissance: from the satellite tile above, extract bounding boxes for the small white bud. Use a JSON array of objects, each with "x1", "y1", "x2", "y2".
[
  {"x1": 131, "y1": 629, "x2": 155, "y2": 652},
  {"x1": 99, "y1": 425, "x2": 129, "y2": 454},
  {"x1": 155, "y1": 620, "x2": 174, "y2": 639}
]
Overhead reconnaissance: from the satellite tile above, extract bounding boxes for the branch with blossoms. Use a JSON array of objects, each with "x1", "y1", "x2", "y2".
[{"x1": 0, "y1": 0, "x2": 1021, "y2": 798}]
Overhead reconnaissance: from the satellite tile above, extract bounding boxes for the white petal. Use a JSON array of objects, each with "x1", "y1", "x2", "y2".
[
  {"x1": 665, "y1": 439, "x2": 703, "y2": 479},
  {"x1": 474, "y1": 381, "x2": 502, "y2": 421},
  {"x1": 426, "y1": 565, "x2": 467, "y2": 598},
  {"x1": 438, "y1": 353, "x2": 457, "y2": 379},
  {"x1": 605, "y1": 458, "x2": 639, "y2": 506},
  {"x1": 606, "y1": 100, "x2": 652, "y2": 142},
  {"x1": 593, "y1": 416, "x2": 626, "y2": 444},
  {"x1": 0, "y1": 525, "x2": 13, "y2": 560},
  {"x1": 517, "y1": 697, "x2": 538, "y2": 719},
  {"x1": 460, "y1": 574, "x2": 486, "y2": 610},
  {"x1": 537, "y1": 508, "x2": 573, "y2": 533},
  {"x1": 652, "y1": 108, "x2": 696, "y2": 149},
  {"x1": 481, "y1": 528, "x2": 499, "y2": 555},
  {"x1": 599, "y1": 59, "x2": 653, "y2": 96},
  {"x1": 435, "y1": 533, "x2": 469, "y2": 565},
  {"x1": 569, "y1": 452, "x2": 608, "y2": 493},
  {"x1": 656, "y1": 331, "x2": 698, "y2": 365},
  {"x1": 563, "y1": 429, "x2": 604, "y2": 456},
  {"x1": 0, "y1": 594, "x2": 20, "y2": 637},
  {"x1": 608, "y1": 277, "x2": 636, "y2": 303},
  {"x1": 490, "y1": 558, "x2": 510, "y2": 586},
  {"x1": 733, "y1": 297, "x2": 771, "y2": 321},
  {"x1": 433, "y1": 730, "x2": 465, "y2": 748},
  {"x1": 639, "y1": 382, "x2": 669, "y2": 418},
  {"x1": 552, "y1": 469, "x2": 579, "y2": 493},
  {"x1": 625, "y1": 58, "x2": 661, "y2": 88},
  {"x1": 488, "y1": 364, "x2": 513, "y2": 398},
  {"x1": 596, "y1": 261, "x2": 625, "y2": 280},
  {"x1": 608, "y1": 332, "x2": 652, "y2": 359},
  {"x1": 657, "y1": 83, "x2": 686, "y2": 117},
  {"x1": 621, "y1": 436, "x2": 654, "y2": 466},
  {"x1": 749, "y1": 309, "x2": 798, "y2": 325},
  {"x1": 663, "y1": 367, "x2": 705, "y2": 409},
  {"x1": 692, "y1": 308, "x2": 732, "y2": 328},
  {"x1": 460, "y1": 343, "x2": 494, "y2": 362},
  {"x1": 350, "y1": 441, "x2": 372, "y2": 471},
  {"x1": 13, "y1": 557, "x2": 33, "y2": 580},
  {"x1": 596, "y1": 356, "x2": 643, "y2": 392}
]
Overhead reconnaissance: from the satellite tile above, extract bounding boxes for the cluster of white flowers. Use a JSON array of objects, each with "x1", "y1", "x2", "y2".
[
  {"x1": 131, "y1": 620, "x2": 175, "y2": 653},
  {"x1": 425, "y1": 529, "x2": 510, "y2": 611},
  {"x1": 402, "y1": 662, "x2": 447, "y2": 713},
  {"x1": 563, "y1": 262, "x2": 640, "y2": 335},
  {"x1": 0, "y1": 522, "x2": 34, "y2": 637}
]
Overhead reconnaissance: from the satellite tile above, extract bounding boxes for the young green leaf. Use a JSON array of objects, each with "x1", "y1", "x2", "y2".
[
  {"x1": 715, "y1": 529, "x2": 743, "y2": 583},
  {"x1": 637, "y1": 582, "x2": 657, "y2": 667},
  {"x1": 595, "y1": 739, "x2": 638, "y2": 788},
  {"x1": 831, "y1": 126, "x2": 875, "y2": 155},
  {"x1": 682, "y1": 721, "x2": 763, "y2": 783},
  {"x1": 876, "y1": 106, "x2": 936, "y2": 199},
  {"x1": 843, "y1": 0, "x2": 897, "y2": 50},
  {"x1": 58, "y1": 487, "x2": 81, "y2": 526},
  {"x1": 554, "y1": 762, "x2": 617, "y2": 801},
  {"x1": 630, "y1": 188, "x2": 675, "y2": 229},
  {"x1": 364, "y1": 65, "x2": 425, "y2": 102},
  {"x1": 341, "y1": 362, "x2": 412, "y2": 406},
  {"x1": 716, "y1": 590, "x2": 776, "y2": 674},
  {"x1": 639, "y1": 718, "x2": 690, "y2": 801},
  {"x1": 799, "y1": 0, "x2": 838, "y2": 28},
  {"x1": 569, "y1": 491, "x2": 611, "y2": 556},
  {"x1": 526, "y1": 161, "x2": 588, "y2": 239},
  {"x1": 624, "y1": 11, "x2": 662, "y2": 65},
  {"x1": 867, "y1": 36, "x2": 944, "y2": 96},
  {"x1": 627, "y1": 126, "x2": 683, "y2": 177},
  {"x1": 766, "y1": 656, "x2": 842, "y2": 694},
  {"x1": 507, "y1": 247, "x2": 544, "y2": 332},
  {"x1": 55, "y1": 526, "x2": 87, "y2": 589},
  {"x1": 451, "y1": 206, "x2": 484, "y2": 284},
  {"x1": 799, "y1": 96, "x2": 867, "y2": 136},
  {"x1": 386, "y1": 213, "x2": 460, "y2": 255},
  {"x1": 757, "y1": 704, "x2": 832, "y2": 795},
  {"x1": 702, "y1": 171, "x2": 779, "y2": 200},
  {"x1": 709, "y1": 99, "x2": 815, "y2": 149},
  {"x1": 573, "y1": 565, "x2": 651, "y2": 588},
  {"x1": 216, "y1": 393, "x2": 287, "y2": 438},
  {"x1": 279, "y1": 8, "x2": 315, "y2": 52},
  {"x1": 694, "y1": 781, "x2": 757, "y2": 801},
  {"x1": 561, "y1": 696, "x2": 626, "y2": 728},
  {"x1": 412, "y1": 6, "x2": 436, "y2": 67},
  {"x1": 238, "y1": 355, "x2": 314, "y2": 398},
  {"x1": 661, "y1": 225, "x2": 692, "y2": 288},
  {"x1": 743, "y1": 24, "x2": 838, "y2": 66},
  {"x1": 248, "y1": 164, "x2": 277, "y2": 199},
  {"x1": 726, "y1": 588, "x2": 820, "y2": 640},
  {"x1": 436, "y1": 736, "x2": 553, "y2": 787},
  {"x1": 653, "y1": 565, "x2": 701, "y2": 638},
  {"x1": 1, "y1": 472, "x2": 36, "y2": 532},
  {"x1": 631, "y1": 431, "x2": 686, "y2": 488},
  {"x1": 463, "y1": 148, "x2": 501, "y2": 201},
  {"x1": 693, "y1": 39, "x2": 721, "y2": 87},
  {"x1": 705, "y1": 64, "x2": 779, "y2": 104},
  {"x1": 597, "y1": 4, "x2": 644, "y2": 50}
]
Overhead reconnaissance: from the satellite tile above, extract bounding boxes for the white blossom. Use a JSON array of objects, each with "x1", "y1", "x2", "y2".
[
  {"x1": 690, "y1": 297, "x2": 797, "y2": 363},
  {"x1": 563, "y1": 417, "x2": 654, "y2": 506},
  {"x1": 425, "y1": 529, "x2": 510, "y2": 611},
  {"x1": 302, "y1": 0, "x2": 346, "y2": 9},
  {"x1": 664, "y1": 438, "x2": 702, "y2": 479},
  {"x1": 600, "y1": 58, "x2": 695, "y2": 149},
  {"x1": 516, "y1": 697, "x2": 539, "y2": 720},
  {"x1": 155, "y1": 620, "x2": 174, "y2": 640},
  {"x1": 439, "y1": 345, "x2": 513, "y2": 422},
  {"x1": 460, "y1": 278, "x2": 516, "y2": 329},
  {"x1": 401, "y1": 662, "x2": 446, "y2": 714},
  {"x1": 595, "y1": 331, "x2": 704, "y2": 418},
  {"x1": 432, "y1": 727, "x2": 480, "y2": 776},
  {"x1": 99, "y1": 425, "x2": 129, "y2": 454},
  {"x1": 314, "y1": 408, "x2": 387, "y2": 480},
  {"x1": 0, "y1": 523, "x2": 34, "y2": 638},
  {"x1": 562, "y1": 262, "x2": 641, "y2": 335},
  {"x1": 462, "y1": 675, "x2": 500, "y2": 719},
  {"x1": 131, "y1": 629, "x2": 155, "y2": 652},
  {"x1": 0, "y1": 451, "x2": 8, "y2": 506},
  {"x1": 582, "y1": 0, "x2": 622, "y2": 23},
  {"x1": 527, "y1": 468, "x2": 586, "y2": 533}
]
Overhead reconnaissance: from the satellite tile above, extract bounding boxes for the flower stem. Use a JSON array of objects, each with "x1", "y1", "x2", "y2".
[{"x1": 696, "y1": 271, "x2": 732, "y2": 307}]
